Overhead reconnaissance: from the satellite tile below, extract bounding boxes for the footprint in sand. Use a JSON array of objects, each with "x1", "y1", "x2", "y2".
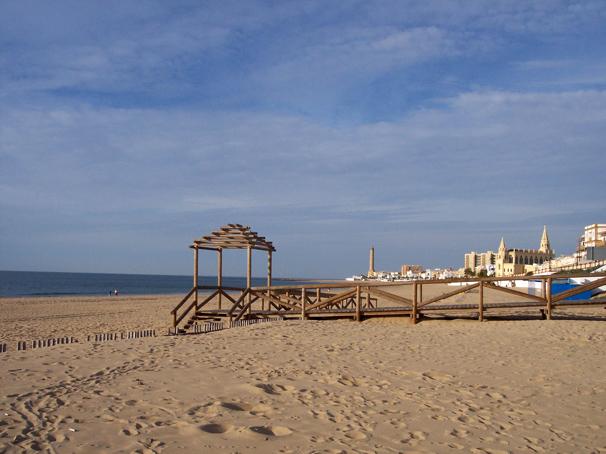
[
  {"x1": 245, "y1": 383, "x2": 296, "y2": 396},
  {"x1": 401, "y1": 431, "x2": 427, "y2": 445},
  {"x1": 344, "y1": 430, "x2": 368, "y2": 440},
  {"x1": 198, "y1": 423, "x2": 231, "y2": 434},
  {"x1": 220, "y1": 402, "x2": 253, "y2": 411},
  {"x1": 218, "y1": 401, "x2": 274, "y2": 416},
  {"x1": 486, "y1": 392, "x2": 506, "y2": 400},
  {"x1": 448, "y1": 428, "x2": 470, "y2": 438},
  {"x1": 422, "y1": 372, "x2": 454, "y2": 383},
  {"x1": 249, "y1": 425, "x2": 292, "y2": 437}
]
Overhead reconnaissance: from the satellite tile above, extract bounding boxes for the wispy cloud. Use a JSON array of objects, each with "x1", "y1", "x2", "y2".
[
  {"x1": 1, "y1": 1, "x2": 605, "y2": 275},
  {"x1": 2, "y1": 88, "x2": 605, "y2": 274}
]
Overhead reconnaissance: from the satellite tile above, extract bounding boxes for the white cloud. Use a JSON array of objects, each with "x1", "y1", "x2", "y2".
[{"x1": 2, "y1": 89, "x2": 604, "y2": 217}]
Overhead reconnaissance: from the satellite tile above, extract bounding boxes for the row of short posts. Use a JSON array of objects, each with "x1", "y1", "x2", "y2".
[
  {"x1": 14, "y1": 337, "x2": 78, "y2": 351},
  {"x1": 191, "y1": 321, "x2": 225, "y2": 334},
  {"x1": 88, "y1": 330, "x2": 156, "y2": 342},
  {"x1": 171, "y1": 316, "x2": 280, "y2": 335},
  {"x1": 33, "y1": 337, "x2": 77, "y2": 348},
  {"x1": 3, "y1": 329, "x2": 157, "y2": 353}
]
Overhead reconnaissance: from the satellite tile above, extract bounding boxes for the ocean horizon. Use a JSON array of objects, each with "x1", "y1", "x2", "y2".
[{"x1": 0, "y1": 270, "x2": 316, "y2": 297}]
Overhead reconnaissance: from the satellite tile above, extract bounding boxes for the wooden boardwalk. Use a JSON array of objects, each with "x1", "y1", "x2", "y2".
[
  {"x1": 172, "y1": 224, "x2": 606, "y2": 334},
  {"x1": 171, "y1": 274, "x2": 606, "y2": 334}
]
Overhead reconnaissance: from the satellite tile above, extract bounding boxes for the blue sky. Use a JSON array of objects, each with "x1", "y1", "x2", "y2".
[{"x1": 1, "y1": 1, "x2": 605, "y2": 278}]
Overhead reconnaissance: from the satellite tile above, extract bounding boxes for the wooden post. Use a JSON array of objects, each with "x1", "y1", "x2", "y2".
[
  {"x1": 266, "y1": 250, "x2": 272, "y2": 311},
  {"x1": 546, "y1": 277, "x2": 552, "y2": 320},
  {"x1": 316, "y1": 287, "x2": 321, "y2": 304},
  {"x1": 478, "y1": 280, "x2": 484, "y2": 322},
  {"x1": 301, "y1": 287, "x2": 307, "y2": 320},
  {"x1": 247, "y1": 246, "x2": 252, "y2": 314},
  {"x1": 355, "y1": 285, "x2": 361, "y2": 321},
  {"x1": 217, "y1": 249, "x2": 223, "y2": 310},
  {"x1": 193, "y1": 246, "x2": 199, "y2": 310},
  {"x1": 412, "y1": 282, "x2": 418, "y2": 324},
  {"x1": 419, "y1": 283, "x2": 423, "y2": 304}
]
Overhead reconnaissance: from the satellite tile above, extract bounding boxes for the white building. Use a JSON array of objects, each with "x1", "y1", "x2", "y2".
[{"x1": 582, "y1": 224, "x2": 606, "y2": 249}]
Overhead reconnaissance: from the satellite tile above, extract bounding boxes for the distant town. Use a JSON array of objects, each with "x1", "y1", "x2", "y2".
[{"x1": 347, "y1": 223, "x2": 606, "y2": 282}]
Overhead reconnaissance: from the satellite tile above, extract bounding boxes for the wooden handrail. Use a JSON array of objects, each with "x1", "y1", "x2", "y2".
[
  {"x1": 249, "y1": 290, "x2": 300, "y2": 310},
  {"x1": 198, "y1": 285, "x2": 246, "y2": 291},
  {"x1": 367, "y1": 287, "x2": 412, "y2": 306},
  {"x1": 175, "y1": 299, "x2": 198, "y2": 326},
  {"x1": 418, "y1": 283, "x2": 480, "y2": 308},
  {"x1": 484, "y1": 282, "x2": 547, "y2": 303},
  {"x1": 249, "y1": 271, "x2": 606, "y2": 291},
  {"x1": 171, "y1": 286, "x2": 196, "y2": 315},
  {"x1": 306, "y1": 289, "x2": 357, "y2": 311}
]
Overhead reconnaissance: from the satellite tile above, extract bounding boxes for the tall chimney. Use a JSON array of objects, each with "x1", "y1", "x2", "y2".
[{"x1": 369, "y1": 247, "x2": 375, "y2": 275}]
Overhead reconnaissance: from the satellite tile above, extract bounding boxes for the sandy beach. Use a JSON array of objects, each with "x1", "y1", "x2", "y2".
[
  {"x1": 1, "y1": 290, "x2": 606, "y2": 453},
  {"x1": 0, "y1": 294, "x2": 182, "y2": 344}
]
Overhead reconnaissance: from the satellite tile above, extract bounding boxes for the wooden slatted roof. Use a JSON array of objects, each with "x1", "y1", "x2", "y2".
[{"x1": 191, "y1": 224, "x2": 276, "y2": 252}]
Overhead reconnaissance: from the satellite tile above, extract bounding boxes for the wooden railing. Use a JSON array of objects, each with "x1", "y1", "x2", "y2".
[
  {"x1": 171, "y1": 272, "x2": 606, "y2": 331},
  {"x1": 170, "y1": 286, "x2": 197, "y2": 329}
]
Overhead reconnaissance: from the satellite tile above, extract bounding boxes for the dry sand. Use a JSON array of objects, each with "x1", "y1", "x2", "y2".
[
  {"x1": 1, "y1": 292, "x2": 606, "y2": 453},
  {"x1": 0, "y1": 294, "x2": 181, "y2": 344}
]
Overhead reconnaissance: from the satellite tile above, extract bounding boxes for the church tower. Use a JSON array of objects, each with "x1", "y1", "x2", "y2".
[
  {"x1": 495, "y1": 237, "x2": 507, "y2": 276},
  {"x1": 539, "y1": 225, "x2": 552, "y2": 254},
  {"x1": 497, "y1": 237, "x2": 506, "y2": 259}
]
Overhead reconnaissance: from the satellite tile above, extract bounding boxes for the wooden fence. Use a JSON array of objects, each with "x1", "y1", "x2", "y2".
[{"x1": 171, "y1": 272, "x2": 606, "y2": 332}]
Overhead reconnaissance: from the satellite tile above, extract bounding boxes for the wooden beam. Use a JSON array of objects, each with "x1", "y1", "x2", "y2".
[
  {"x1": 355, "y1": 285, "x2": 361, "y2": 322},
  {"x1": 546, "y1": 277, "x2": 552, "y2": 319},
  {"x1": 217, "y1": 249, "x2": 222, "y2": 310},
  {"x1": 367, "y1": 287, "x2": 412, "y2": 306},
  {"x1": 266, "y1": 250, "x2": 272, "y2": 312},
  {"x1": 483, "y1": 282, "x2": 547, "y2": 303},
  {"x1": 478, "y1": 280, "x2": 484, "y2": 322},
  {"x1": 171, "y1": 286, "x2": 196, "y2": 315},
  {"x1": 220, "y1": 289, "x2": 236, "y2": 305},
  {"x1": 189, "y1": 245, "x2": 220, "y2": 251},
  {"x1": 418, "y1": 282, "x2": 480, "y2": 308},
  {"x1": 305, "y1": 289, "x2": 357, "y2": 311},
  {"x1": 277, "y1": 292, "x2": 308, "y2": 308},
  {"x1": 232, "y1": 295, "x2": 256, "y2": 322},
  {"x1": 193, "y1": 247, "x2": 199, "y2": 310},
  {"x1": 249, "y1": 290, "x2": 301, "y2": 310},
  {"x1": 247, "y1": 246, "x2": 252, "y2": 314},
  {"x1": 412, "y1": 282, "x2": 418, "y2": 324},
  {"x1": 301, "y1": 287, "x2": 307, "y2": 320},
  {"x1": 197, "y1": 289, "x2": 220, "y2": 311},
  {"x1": 227, "y1": 288, "x2": 250, "y2": 317},
  {"x1": 366, "y1": 291, "x2": 373, "y2": 308}
]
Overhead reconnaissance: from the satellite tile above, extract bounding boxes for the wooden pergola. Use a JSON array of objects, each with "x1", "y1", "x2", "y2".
[{"x1": 190, "y1": 224, "x2": 276, "y2": 309}]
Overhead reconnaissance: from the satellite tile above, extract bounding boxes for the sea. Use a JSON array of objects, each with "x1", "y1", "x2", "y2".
[{"x1": 0, "y1": 270, "x2": 311, "y2": 297}]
